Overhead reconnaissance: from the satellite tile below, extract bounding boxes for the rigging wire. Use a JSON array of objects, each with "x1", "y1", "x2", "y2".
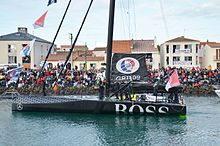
[
  {"x1": 132, "y1": 0, "x2": 137, "y2": 39},
  {"x1": 119, "y1": 0, "x2": 126, "y2": 38},
  {"x1": 120, "y1": 0, "x2": 130, "y2": 39},
  {"x1": 29, "y1": 0, "x2": 72, "y2": 95},
  {"x1": 55, "y1": 0, "x2": 94, "y2": 85},
  {"x1": 127, "y1": 0, "x2": 131, "y2": 39},
  {"x1": 159, "y1": 0, "x2": 169, "y2": 39},
  {"x1": 40, "y1": 0, "x2": 72, "y2": 72},
  {"x1": 119, "y1": 0, "x2": 136, "y2": 40}
]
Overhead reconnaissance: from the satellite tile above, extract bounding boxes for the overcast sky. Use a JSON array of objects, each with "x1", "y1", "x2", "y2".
[{"x1": 0, "y1": 0, "x2": 220, "y2": 49}]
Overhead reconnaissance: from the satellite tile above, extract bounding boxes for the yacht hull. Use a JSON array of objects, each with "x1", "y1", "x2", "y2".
[{"x1": 12, "y1": 96, "x2": 186, "y2": 115}]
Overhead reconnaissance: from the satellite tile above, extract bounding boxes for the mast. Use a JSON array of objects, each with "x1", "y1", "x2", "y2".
[{"x1": 105, "y1": 0, "x2": 116, "y2": 97}]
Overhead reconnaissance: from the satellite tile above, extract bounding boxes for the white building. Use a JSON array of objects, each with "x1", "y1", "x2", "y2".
[
  {"x1": 131, "y1": 39, "x2": 160, "y2": 69},
  {"x1": 0, "y1": 27, "x2": 55, "y2": 69},
  {"x1": 200, "y1": 41, "x2": 220, "y2": 69},
  {"x1": 160, "y1": 36, "x2": 200, "y2": 68},
  {"x1": 47, "y1": 49, "x2": 105, "y2": 70},
  {"x1": 112, "y1": 39, "x2": 160, "y2": 69}
]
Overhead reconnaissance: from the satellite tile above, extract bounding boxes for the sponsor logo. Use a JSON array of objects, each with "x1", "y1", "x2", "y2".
[
  {"x1": 115, "y1": 75, "x2": 140, "y2": 81},
  {"x1": 17, "y1": 103, "x2": 23, "y2": 111},
  {"x1": 115, "y1": 103, "x2": 169, "y2": 114},
  {"x1": 116, "y1": 57, "x2": 140, "y2": 74}
]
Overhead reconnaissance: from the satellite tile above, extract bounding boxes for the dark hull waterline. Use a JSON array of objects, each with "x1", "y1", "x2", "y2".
[{"x1": 12, "y1": 96, "x2": 186, "y2": 115}]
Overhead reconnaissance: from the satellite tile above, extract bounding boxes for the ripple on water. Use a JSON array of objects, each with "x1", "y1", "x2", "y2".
[{"x1": 0, "y1": 96, "x2": 220, "y2": 145}]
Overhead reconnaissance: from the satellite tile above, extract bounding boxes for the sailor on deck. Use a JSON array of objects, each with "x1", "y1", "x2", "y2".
[{"x1": 98, "y1": 79, "x2": 105, "y2": 100}]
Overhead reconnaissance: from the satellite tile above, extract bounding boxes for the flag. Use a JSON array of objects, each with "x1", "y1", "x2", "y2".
[
  {"x1": 165, "y1": 69, "x2": 180, "y2": 91},
  {"x1": 8, "y1": 76, "x2": 19, "y2": 84},
  {"x1": 33, "y1": 11, "x2": 48, "y2": 29},
  {"x1": 7, "y1": 67, "x2": 22, "y2": 78},
  {"x1": 20, "y1": 45, "x2": 30, "y2": 57},
  {"x1": 47, "y1": 0, "x2": 57, "y2": 6},
  {"x1": 20, "y1": 38, "x2": 36, "y2": 57}
]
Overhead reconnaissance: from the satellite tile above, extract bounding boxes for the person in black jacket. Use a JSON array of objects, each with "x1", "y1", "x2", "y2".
[{"x1": 98, "y1": 79, "x2": 105, "y2": 100}]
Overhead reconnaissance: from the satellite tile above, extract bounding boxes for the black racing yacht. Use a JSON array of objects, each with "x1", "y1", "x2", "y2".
[{"x1": 12, "y1": 0, "x2": 186, "y2": 115}]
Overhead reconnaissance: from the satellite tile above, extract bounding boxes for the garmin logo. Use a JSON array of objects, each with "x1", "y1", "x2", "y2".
[{"x1": 115, "y1": 103, "x2": 169, "y2": 114}]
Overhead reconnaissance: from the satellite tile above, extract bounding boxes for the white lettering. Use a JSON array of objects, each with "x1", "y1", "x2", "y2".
[
  {"x1": 122, "y1": 76, "x2": 126, "y2": 80},
  {"x1": 129, "y1": 104, "x2": 144, "y2": 113},
  {"x1": 115, "y1": 104, "x2": 168, "y2": 114},
  {"x1": 158, "y1": 106, "x2": 169, "y2": 114},
  {"x1": 115, "y1": 75, "x2": 141, "y2": 81},
  {"x1": 146, "y1": 105, "x2": 156, "y2": 113},
  {"x1": 115, "y1": 104, "x2": 127, "y2": 114}
]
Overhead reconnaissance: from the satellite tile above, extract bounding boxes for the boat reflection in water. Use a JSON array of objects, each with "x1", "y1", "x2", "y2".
[{"x1": 11, "y1": 111, "x2": 187, "y2": 145}]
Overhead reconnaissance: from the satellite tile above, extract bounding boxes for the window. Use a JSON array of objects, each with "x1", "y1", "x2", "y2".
[
  {"x1": 173, "y1": 56, "x2": 180, "y2": 61},
  {"x1": 184, "y1": 44, "x2": 192, "y2": 53},
  {"x1": 196, "y1": 56, "x2": 198, "y2": 65},
  {"x1": 166, "y1": 57, "x2": 169, "y2": 65},
  {"x1": 22, "y1": 44, "x2": 27, "y2": 48},
  {"x1": 8, "y1": 45, "x2": 11, "y2": 53},
  {"x1": 216, "y1": 49, "x2": 220, "y2": 60},
  {"x1": 8, "y1": 56, "x2": 17, "y2": 64},
  {"x1": 8, "y1": 44, "x2": 16, "y2": 53},
  {"x1": 196, "y1": 44, "x2": 199, "y2": 53},
  {"x1": 173, "y1": 56, "x2": 180, "y2": 65},
  {"x1": 166, "y1": 45, "x2": 169, "y2": 53},
  {"x1": 41, "y1": 45, "x2": 43, "y2": 56},
  {"x1": 146, "y1": 54, "x2": 152, "y2": 62},
  {"x1": 80, "y1": 63, "x2": 84, "y2": 70},
  {"x1": 90, "y1": 63, "x2": 96, "y2": 69},
  {"x1": 185, "y1": 56, "x2": 192, "y2": 65},
  {"x1": 173, "y1": 45, "x2": 180, "y2": 53},
  {"x1": 22, "y1": 56, "x2": 31, "y2": 63}
]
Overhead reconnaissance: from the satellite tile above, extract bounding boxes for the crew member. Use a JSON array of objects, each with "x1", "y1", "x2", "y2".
[
  {"x1": 168, "y1": 87, "x2": 179, "y2": 103},
  {"x1": 98, "y1": 79, "x2": 105, "y2": 100}
]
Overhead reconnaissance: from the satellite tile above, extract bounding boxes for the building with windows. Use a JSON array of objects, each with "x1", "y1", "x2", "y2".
[
  {"x1": 0, "y1": 27, "x2": 55, "y2": 69},
  {"x1": 47, "y1": 39, "x2": 159, "y2": 70},
  {"x1": 47, "y1": 45, "x2": 105, "y2": 70},
  {"x1": 112, "y1": 39, "x2": 160, "y2": 69},
  {"x1": 200, "y1": 41, "x2": 220, "y2": 69},
  {"x1": 160, "y1": 36, "x2": 200, "y2": 68},
  {"x1": 131, "y1": 39, "x2": 160, "y2": 69},
  {"x1": 56, "y1": 45, "x2": 88, "y2": 52}
]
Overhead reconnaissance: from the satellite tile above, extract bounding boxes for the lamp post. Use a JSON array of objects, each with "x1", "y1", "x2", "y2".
[
  {"x1": 84, "y1": 49, "x2": 87, "y2": 70},
  {"x1": 69, "y1": 33, "x2": 73, "y2": 70}
]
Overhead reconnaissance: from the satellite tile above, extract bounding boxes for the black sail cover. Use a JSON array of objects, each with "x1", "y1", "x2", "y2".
[{"x1": 111, "y1": 53, "x2": 148, "y2": 82}]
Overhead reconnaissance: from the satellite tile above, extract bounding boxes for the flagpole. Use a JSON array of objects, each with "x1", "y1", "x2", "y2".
[{"x1": 69, "y1": 33, "x2": 73, "y2": 70}]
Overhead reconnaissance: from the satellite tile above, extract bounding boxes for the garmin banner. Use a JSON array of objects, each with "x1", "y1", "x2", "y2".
[{"x1": 111, "y1": 53, "x2": 148, "y2": 82}]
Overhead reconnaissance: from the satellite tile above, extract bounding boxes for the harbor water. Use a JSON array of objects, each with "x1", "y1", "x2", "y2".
[{"x1": 0, "y1": 95, "x2": 220, "y2": 146}]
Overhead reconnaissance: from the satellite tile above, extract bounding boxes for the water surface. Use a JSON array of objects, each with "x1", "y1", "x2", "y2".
[{"x1": 0, "y1": 96, "x2": 220, "y2": 146}]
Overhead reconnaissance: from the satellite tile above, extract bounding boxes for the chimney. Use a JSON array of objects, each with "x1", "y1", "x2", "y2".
[
  {"x1": 18, "y1": 27, "x2": 28, "y2": 33},
  {"x1": 131, "y1": 38, "x2": 134, "y2": 49},
  {"x1": 154, "y1": 36, "x2": 157, "y2": 48}
]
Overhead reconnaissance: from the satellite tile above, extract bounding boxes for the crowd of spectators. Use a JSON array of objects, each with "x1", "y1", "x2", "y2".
[
  {"x1": 0, "y1": 65, "x2": 105, "y2": 90},
  {"x1": 0, "y1": 65, "x2": 220, "y2": 94},
  {"x1": 147, "y1": 66, "x2": 220, "y2": 87}
]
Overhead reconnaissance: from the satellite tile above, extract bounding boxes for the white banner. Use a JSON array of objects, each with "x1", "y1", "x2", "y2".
[{"x1": 173, "y1": 61, "x2": 192, "y2": 65}]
